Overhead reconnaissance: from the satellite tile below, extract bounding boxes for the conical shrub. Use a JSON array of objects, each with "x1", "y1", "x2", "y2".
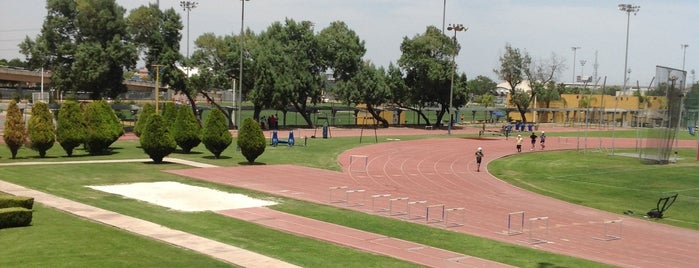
[
  {"x1": 140, "y1": 114, "x2": 176, "y2": 163},
  {"x1": 172, "y1": 105, "x2": 201, "y2": 153},
  {"x1": 28, "y1": 102, "x2": 55, "y2": 158},
  {"x1": 56, "y1": 100, "x2": 87, "y2": 157},
  {"x1": 237, "y1": 117, "x2": 266, "y2": 163},
  {"x1": 3, "y1": 101, "x2": 26, "y2": 159},
  {"x1": 201, "y1": 108, "x2": 232, "y2": 158}
]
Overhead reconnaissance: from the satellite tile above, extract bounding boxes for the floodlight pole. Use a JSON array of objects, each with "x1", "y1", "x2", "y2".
[
  {"x1": 613, "y1": 3, "x2": 640, "y2": 156},
  {"x1": 571, "y1": 46, "x2": 581, "y2": 84},
  {"x1": 180, "y1": 1, "x2": 198, "y2": 72},
  {"x1": 447, "y1": 24, "x2": 467, "y2": 135}
]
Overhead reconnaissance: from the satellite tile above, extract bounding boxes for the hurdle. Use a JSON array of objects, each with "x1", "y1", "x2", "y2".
[
  {"x1": 593, "y1": 219, "x2": 623, "y2": 241},
  {"x1": 349, "y1": 154, "x2": 368, "y2": 172},
  {"x1": 526, "y1": 216, "x2": 550, "y2": 245},
  {"x1": 371, "y1": 194, "x2": 391, "y2": 212},
  {"x1": 444, "y1": 207, "x2": 466, "y2": 227},
  {"x1": 406, "y1": 200, "x2": 428, "y2": 220},
  {"x1": 426, "y1": 204, "x2": 445, "y2": 224},
  {"x1": 344, "y1": 189, "x2": 366, "y2": 207},
  {"x1": 388, "y1": 197, "x2": 409, "y2": 216},
  {"x1": 504, "y1": 211, "x2": 525, "y2": 235},
  {"x1": 328, "y1": 186, "x2": 348, "y2": 204}
]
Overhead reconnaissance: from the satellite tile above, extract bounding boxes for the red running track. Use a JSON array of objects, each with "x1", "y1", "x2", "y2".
[{"x1": 168, "y1": 126, "x2": 699, "y2": 267}]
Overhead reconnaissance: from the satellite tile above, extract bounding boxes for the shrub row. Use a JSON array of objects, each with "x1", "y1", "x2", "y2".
[
  {"x1": 0, "y1": 195, "x2": 34, "y2": 209},
  {"x1": 0, "y1": 207, "x2": 33, "y2": 228},
  {"x1": 0, "y1": 195, "x2": 34, "y2": 229}
]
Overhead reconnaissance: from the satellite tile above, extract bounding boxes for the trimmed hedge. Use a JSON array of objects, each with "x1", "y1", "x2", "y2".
[
  {"x1": 0, "y1": 207, "x2": 33, "y2": 228},
  {"x1": 0, "y1": 195, "x2": 34, "y2": 209}
]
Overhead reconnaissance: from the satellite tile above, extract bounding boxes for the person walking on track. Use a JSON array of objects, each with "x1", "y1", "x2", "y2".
[{"x1": 516, "y1": 135, "x2": 523, "y2": 153}]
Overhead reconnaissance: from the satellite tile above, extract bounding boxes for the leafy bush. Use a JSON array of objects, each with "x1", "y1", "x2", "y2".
[
  {"x1": 56, "y1": 100, "x2": 87, "y2": 156},
  {"x1": 84, "y1": 100, "x2": 122, "y2": 155},
  {"x1": 201, "y1": 108, "x2": 232, "y2": 158},
  {"x1": 172, "y1": 105, "x2": 201, "y2": 153},
  {"x1": 140, "y1": 114, "x2": 176, "y2": 163},
  {"x1": 0, "y1": 196, "x2": 34, "y2": 210},
  {"x1": 237, "y1": 117, "x2": 266, "y2": 163},
  {"x1": 161, "y1": 102, "x2": 178, "y2": 130},
  {"x1": 133, "y1": 103, "x2": 155, "y2": 137},
  {"x1": 3, "y1": 101, "x2": 26, "y2": 158},
  {"x1": 0, "y1": 207, "x2": 33, "y2": 229},
  {"x1": 28, "y1": 102, "x2": 56, "y2": 157}
]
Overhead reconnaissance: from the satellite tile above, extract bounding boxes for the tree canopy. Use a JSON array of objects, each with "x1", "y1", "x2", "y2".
[{"x1": 21, "y1": 0, "x2": 137, "y2": 99}]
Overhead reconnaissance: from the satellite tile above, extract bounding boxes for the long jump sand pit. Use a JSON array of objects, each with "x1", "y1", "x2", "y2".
[{"x1": 87, "y1": 181, "x2": 277, "y2": 212}]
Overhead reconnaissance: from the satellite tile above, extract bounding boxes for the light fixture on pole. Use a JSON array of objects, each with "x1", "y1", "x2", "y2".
[
  {"x1": 580, "y1": 59, "x2": 587, "y2": 80},
  {"x1": 238, "y1": 0, "x2": 250, "y2": 130},
  {"x1": 571, "y1": 46, "x2": 581, "y2": 84},
  {"x1": 613, "y1": 3, "x2": 639, "y2": 156},
  {"x1": 180, "y1": 1, "x2": 198, "y2": 75},
  {"x1": 681, "y1": 44, "x2": 689, "y2": 71},
  {"x1": 446, "y1": 23, "x2": 467, "y2": 135},
  {"x1": 619, "y1": 4, "x2": 639, "y2": 93}
]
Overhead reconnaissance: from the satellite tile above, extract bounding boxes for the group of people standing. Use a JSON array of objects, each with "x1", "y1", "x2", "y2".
[
  {"x1": 259, "y1": 115, "x2": 278, "y2": 130},
  {"x1": 515, "y1": 131, "x2": 546, "y2": 152},
  {"x1": 475, "y1": 130, "x2": 547, "y2": 172}
]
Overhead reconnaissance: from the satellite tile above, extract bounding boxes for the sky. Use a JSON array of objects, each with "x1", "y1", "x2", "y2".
[{"x1": 1, "y1": 0, "x2": 697, "y2": 88}]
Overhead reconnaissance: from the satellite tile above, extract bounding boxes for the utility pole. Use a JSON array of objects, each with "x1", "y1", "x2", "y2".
[
  {"x1": 571, "y1": 46, "x2": 581, "y2": 84},
  {"x1": 152, "y1": 64, "x2": 162, "y2": 113}
]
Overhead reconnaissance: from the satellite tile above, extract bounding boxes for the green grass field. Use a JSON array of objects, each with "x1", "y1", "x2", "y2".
[{"x1": 2, "y1": 129, "x2": 698, "y2": 267}]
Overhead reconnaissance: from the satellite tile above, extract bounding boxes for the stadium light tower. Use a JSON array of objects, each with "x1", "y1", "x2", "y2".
[
  {"x1": 619, "y1": 4, "x2": 640, "y2": 92},
  {"x1": 447, "y1": 23, "x2": 467, "y2": 135},
  {"x1": 180, "y1": 1, "x2": 198, "y2": 64},
  {"x1": 613, "y1": 4, "x2": 639, "y2": 156},
  {"x1": 681, "y1": 44, "x2": 689, "y2": 71},
  {"x1": 571, "y1": 46, "x2": 581, "y2": 83}
]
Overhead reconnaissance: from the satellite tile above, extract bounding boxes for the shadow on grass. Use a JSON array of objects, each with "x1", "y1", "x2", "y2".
[
  {"x1": 174, "y1": 149, "x2": 203, "y2": 155},
  {"x1": 238, "y1": 161, "x2": 266, "y2": 166},
  {"x1": 203, "y1": 155, "x2": 232, "y2": 160}
]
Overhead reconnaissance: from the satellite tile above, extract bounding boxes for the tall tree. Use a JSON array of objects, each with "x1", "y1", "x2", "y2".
[
  {"x1": 494, "y1": 44, "x2": 532, "y2": 123},
  {"x1": 467, "y1": 75, "x2": 497, "y2": 97},
  {"x1": 28, "y1": 102, "x2": 56, "y2": 158},
  {"x1": 398, "y1": 26, "x2": 467, "y2": 127},
  {"x1": 253, "y1": 19, "x2": 325, "y2": 127},
  {"x1": 22, "y1": 0, "x2": 137, "y2": 99},
  {"x1": 336, "y1": 61, "x2": 390, "y2": 127},
  {"x1": 3, "y1": 101, "x2": 27, "y2": 159},
  {"x1": 56, "y1": 100, "x2": 86, "y2": 156},
  {"x1": 317, "y1": 21, "x2": 366, "y2": 82}
]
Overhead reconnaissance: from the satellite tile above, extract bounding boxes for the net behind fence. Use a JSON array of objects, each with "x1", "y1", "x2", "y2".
[{"x1": 641, "y1": 66, "x2": 687, "y2": 164}]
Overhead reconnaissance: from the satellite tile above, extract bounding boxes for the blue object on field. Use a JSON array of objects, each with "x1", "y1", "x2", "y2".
[
  {"x1": 689, "y1": 127, "x2": 696, "y2": 136},
  {"x1": 288, "y1": 131, "x2": 295, "y2": 146},
  {"x1": 527, "y1": 123, "x2": 533, "y2": 132},
  {"x1": 271, "y1": 130, "x2": 295, "y2": 147},
  {"x1": 271, "y1": 131, "x2": 279, "y2": 146}
]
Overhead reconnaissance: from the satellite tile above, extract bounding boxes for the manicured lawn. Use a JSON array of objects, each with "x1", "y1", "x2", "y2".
[{"x1": 489, "y1": 148, "x2": 699, "y2": 230}]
